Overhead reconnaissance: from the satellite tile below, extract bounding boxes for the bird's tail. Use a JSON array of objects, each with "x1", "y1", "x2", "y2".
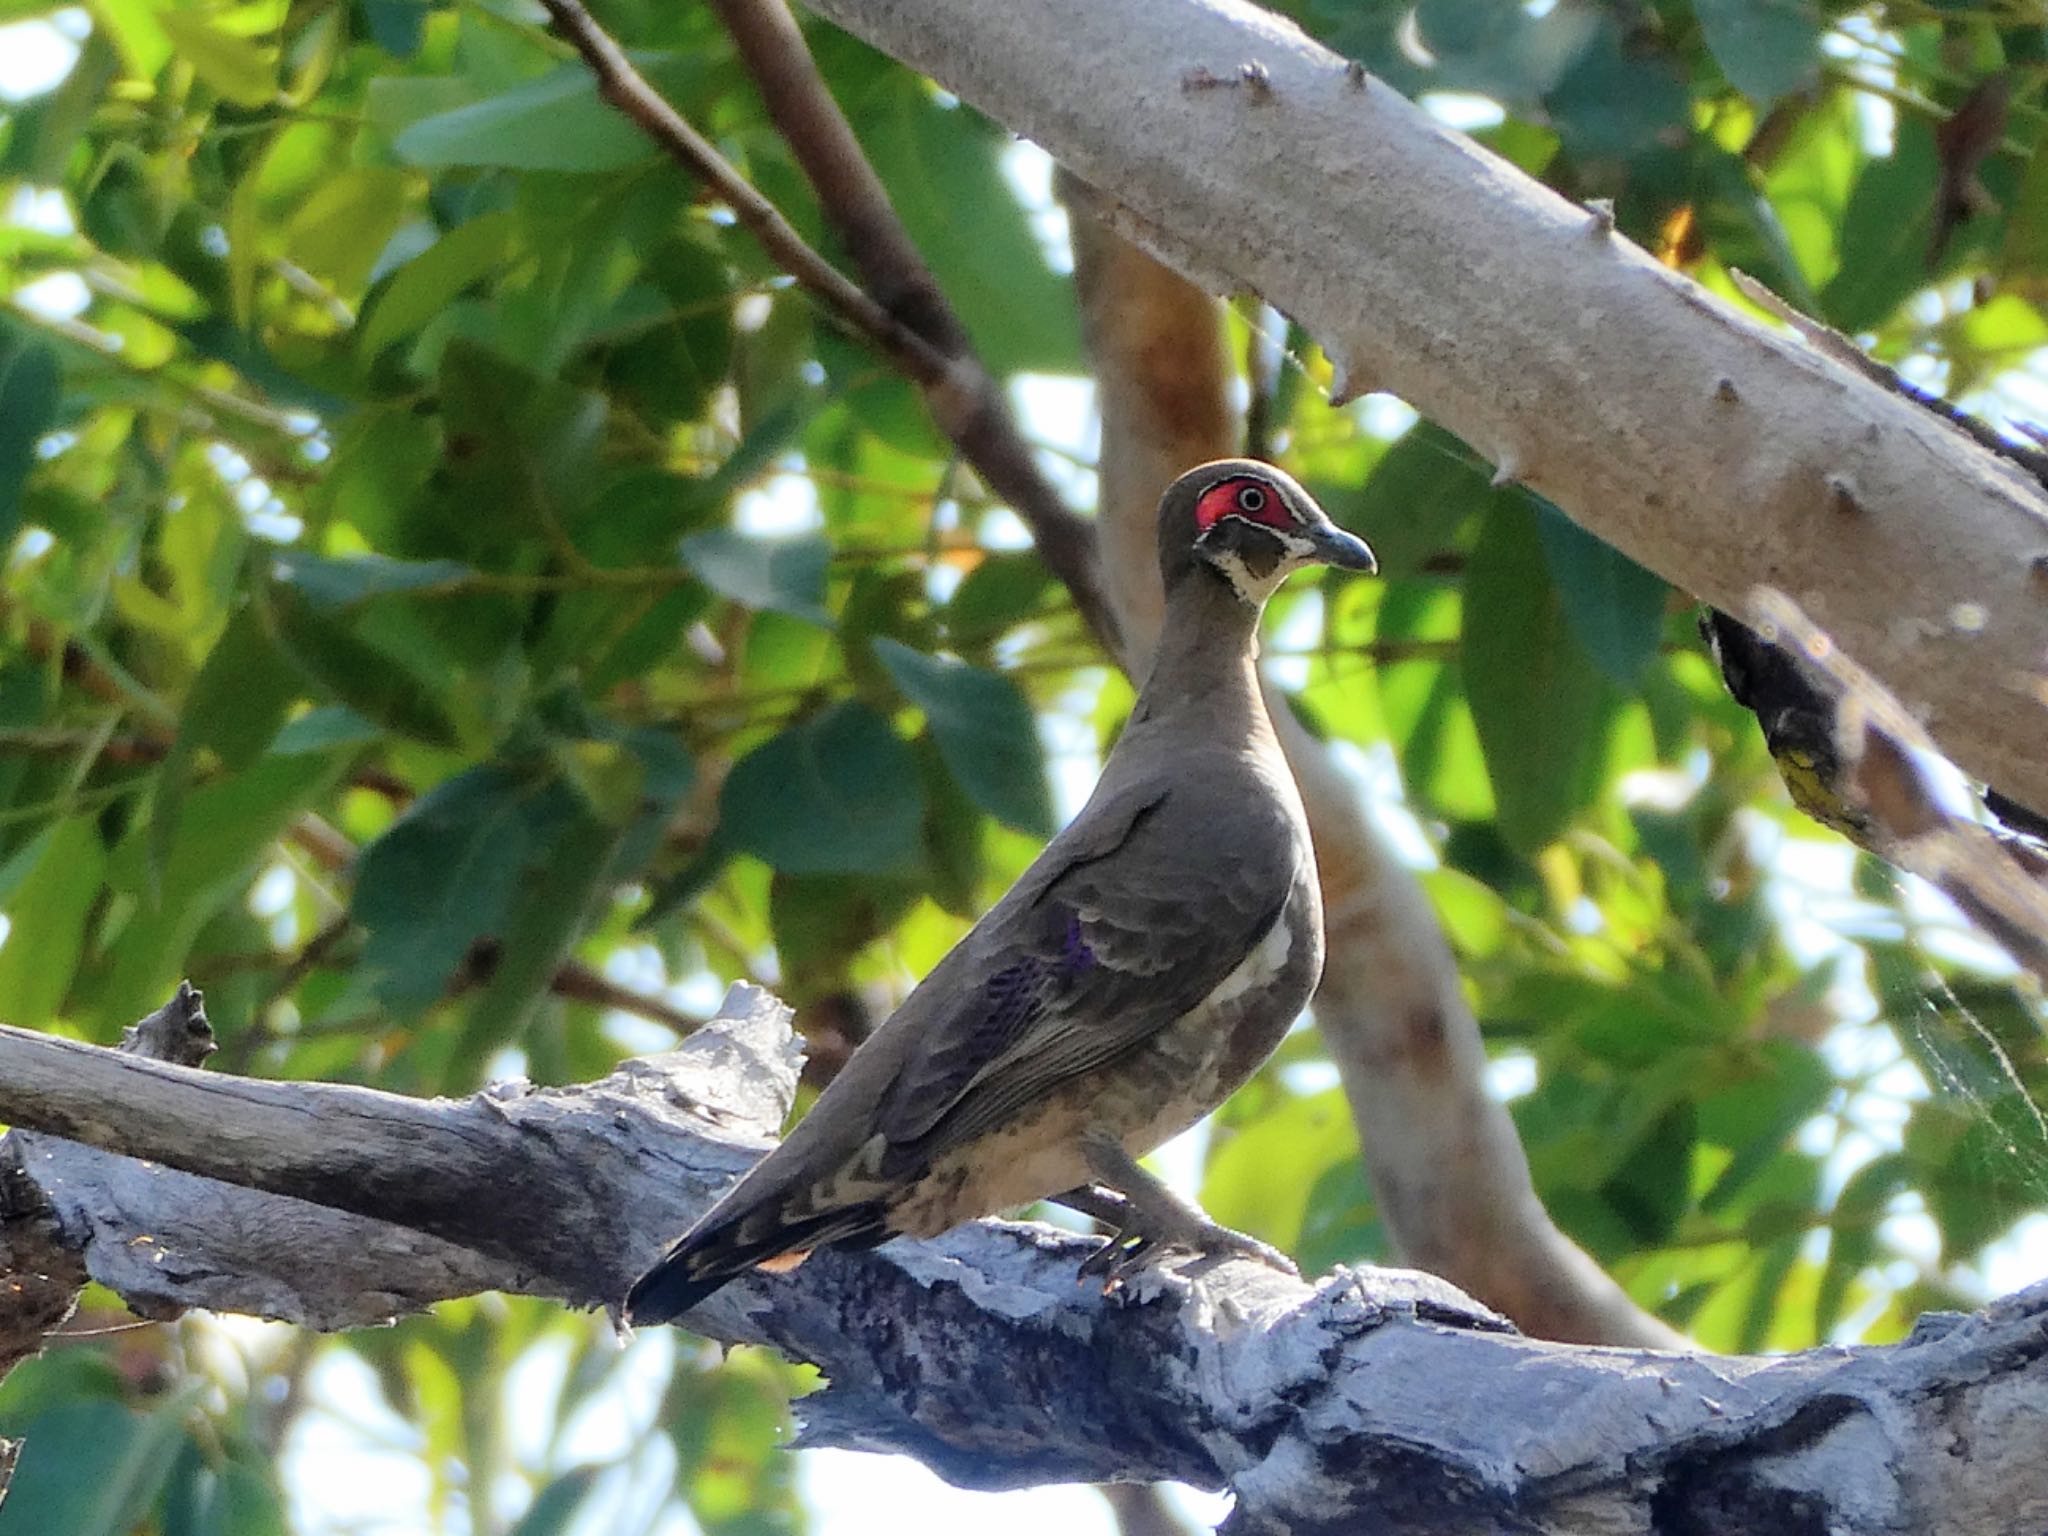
[{"x1": 625, "y1": 1198, "x2": 892, "y2": 1326}]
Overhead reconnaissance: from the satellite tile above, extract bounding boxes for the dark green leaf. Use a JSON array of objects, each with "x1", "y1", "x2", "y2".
[
  {"x1": 1816, "y1": 1153, "x2": 1908, "y2": 1338},
  {"x1": 946, "y1": 552, "x2": 1055, "y2": 649},
  {"x1": 453, "y1": 804, "x2": 627, "y2": 1086},
  {"x1": 0, "y1": 1401, "x2": 187, "y2": 1536},
  {"x1": 1463, "y1": 496, "x2": 1618, "y2": 853},
  {"x1": 506, "y1": 1469, "x2": 602, "y2": 1536},
  {"x1": 353, "y1": 764, "x2": 573, "y2": 1014},
  {"x1": 436, "y1": 342, "x2": 609, "y2": 551},
  {"x1": 151, "y1": 604, "x2": 302, "y2": 894},
  {"x1": 268, "y1": 583, "x2": 465, "y2": 749},
  {"x1": 1693, "y1": 0, "x2": 1821, "y2": 105},
  {"x1": 874, "y1": 638, "x2": 1052, "y2": 835},
  {"x1": 1532, "y1": 498, "x2": 1667, "y2": 685},
  {"x1": 719, "y1": 702, "x2": 924, "y2": 875},
  {"x1": 769, "y1": 872, "x2": 920, "y2": 998},
  {"x1": 0, "y1": 330, "x2": 59, "y2": 550},
  {"x1": 1820, "y1": 122, "x2": 1940, "y2": 331}
]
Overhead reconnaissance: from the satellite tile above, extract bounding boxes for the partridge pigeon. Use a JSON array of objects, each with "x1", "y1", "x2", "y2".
[{"x1": 627, "y1": 459, "x2": 1375, "y2": 1322}]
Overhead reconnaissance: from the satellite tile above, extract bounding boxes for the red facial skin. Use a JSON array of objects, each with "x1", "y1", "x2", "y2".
[{"x1": 1193, "y1": 475, "x2": 1297, "y2": 534}]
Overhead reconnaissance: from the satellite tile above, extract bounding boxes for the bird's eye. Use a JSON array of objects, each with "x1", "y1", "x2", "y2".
[{"x1": 1236, "y1": 485, "x2": 1268, "y2": 514}]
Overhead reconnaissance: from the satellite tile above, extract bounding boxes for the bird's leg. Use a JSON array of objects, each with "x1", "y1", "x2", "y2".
[
  {"x1": 1049, "y1": 1183, "x2": 1134, "y2": 1230},
  {"x1": 1074, "y1": 1135, "x2": 1299, "y2": 1286}
]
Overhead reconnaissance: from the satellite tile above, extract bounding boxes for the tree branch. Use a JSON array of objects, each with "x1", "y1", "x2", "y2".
[
  {"x1": 1, "y1": 989, "x2": 2043, "y2": 1534},
  {"x1": 1067, "y1": 191, "x2": 1682, "y2": 1349},
  {"x1": 538, "y1": 0, "x2": 1120, "y2": 654},
  {"x1": 795, "y1": 0, "x2": 2048, "y2": 820}
]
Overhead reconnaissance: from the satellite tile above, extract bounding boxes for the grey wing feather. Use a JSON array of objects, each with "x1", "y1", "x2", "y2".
[{"x1": 873, "y1": 777, "x2": 1296, "y2": 1161}]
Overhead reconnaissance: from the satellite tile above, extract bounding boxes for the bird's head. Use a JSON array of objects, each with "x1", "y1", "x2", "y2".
[{"x1": 1159, "y1": 459, "x2": 1376, "y2": 606}]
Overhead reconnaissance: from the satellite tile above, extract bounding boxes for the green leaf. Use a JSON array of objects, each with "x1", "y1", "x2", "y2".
[
  {"x1": 680, "y1": 530, "x2": 831, "y2": 625},
  {"x1": 507, "y1": 1469, "x2": 602, "y2": 1536},
  {"x1": 1543, "y1": 19, "x2": 1689, "y2": 168},
  {"x1": 945, "y1": 553, "x2": 1055, "y2": 649},
  {"x1": 452, "y1": 804, "x2": 627, "y2": 1086},
  {"x1": 1693, "y1": 0, "x2": 1821, "y2": 106},
  {"x1": 92, "y1": 751, "x2": 352, "y2": 1026},
  {"x1": 719, "y1": 702, "x2": 924, "y2": 875},
  {"x1": 0, "y1": 817, "x2": 106, "y2": 1026},
  {"x1": 1315, "y1": 421, "x2": 1489, "y2": 579},
  {"x1": 352, "y1": 764, "x2": 564, "y2": 1013},
  {"x1": 392, "y1": 56, "x2": 705, "y2": 172},
  {"x1": 2001, "y1": 116, "x2": 2048, "y2": 282},
  {"x1": 270, "y1": 705, "x2": 379, "y2": 755},
  {"x1": 273, "y1": 552, "x2": 474, "y2": 610},
  {"x1": 151, "y1": 603, "x2": 302, "y2": 894},
  {"x1": 0, "y1": 30, "x2": 119, "y2": 183},
  {"x1": 874, "y1": 638, "x2": 1052, "y2": 836},
  {"x1": 1532, "y1": 499, "x2": 1667, "y2": 686},
  {"x1": 155, "y1": 9, "x2": 276, "y2": 108},
  {"x1": 287, "y1": 167, "x2": 414, "y2": 294},
  {"x1": 1201, "y1": 1088, "x2": 1359, "y2": 1254},
  {"x1": 268, "y1": 583, "x2": 464, "y2": 749},
  {"x1": 435, "y1": 342, "x2": 609, "y2": 550},
  {"x1": 0, "y1": 330, "x2": 59, "y2": 550},
  {"x1": 844, "y1": 67, "x2": 1081, "y2": 374},
  {"x1": 1820, "y1": 121, "x2": 1940, "y2": 331},
  {"x1": 1463, "y1": 496, "x2": 1617, "y2": 854},
  {"x1": 1816, "y1": 1153, "x2": 1908, "y2": 1338},
  {"x1": 359, "y1": 212, "x2": 518, "y2": 360},
  {"x1": 0, "y1": 1401, "x2": 188, "y2": 1536}
]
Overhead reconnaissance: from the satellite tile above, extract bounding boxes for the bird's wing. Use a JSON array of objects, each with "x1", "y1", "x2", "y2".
[{"x1": 873, "y1": 778, "x2": 1297, "y2": 1162}]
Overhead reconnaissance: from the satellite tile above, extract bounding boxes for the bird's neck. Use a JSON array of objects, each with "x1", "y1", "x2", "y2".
[{"x1": 1129, "y1": 566, "x2": 1269, "y2": 733}]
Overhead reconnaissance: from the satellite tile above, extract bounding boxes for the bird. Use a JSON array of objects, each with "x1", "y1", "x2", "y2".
[{"x1": 626, "y1": 459, "x2": 1377, "y2": 1325}]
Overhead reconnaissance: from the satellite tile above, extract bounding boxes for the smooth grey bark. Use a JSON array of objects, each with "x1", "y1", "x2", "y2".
[
  {"x1": 797, "y1": 0, "x2": 2048, "y2": 821},
  {"x1": 1, "y1": 988, "x2": 2044, "y2": 1534}
]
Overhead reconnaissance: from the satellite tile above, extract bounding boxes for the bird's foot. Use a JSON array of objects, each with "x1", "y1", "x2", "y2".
[
  {"x1": 1075, "y1": 1210, "x2": 1297, "y2": 1292},
  {"x1": 1072, "y1": 1135, "x2": 1298, "y2": 1292}
]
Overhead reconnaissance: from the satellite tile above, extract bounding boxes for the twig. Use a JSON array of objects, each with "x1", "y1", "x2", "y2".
[{"x1": 537, "y1": 0, "x2": 1119, "y2": 653}]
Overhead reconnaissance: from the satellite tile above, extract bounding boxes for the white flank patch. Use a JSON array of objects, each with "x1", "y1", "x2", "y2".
[{"x1": 1200, "y1": 915, "x2": 1293, "y2": 1011}]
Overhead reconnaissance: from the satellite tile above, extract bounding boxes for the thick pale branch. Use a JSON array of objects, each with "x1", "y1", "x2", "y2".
[
  {"x1": 1068, "y1": 199, "x2": 1681, "y2": 1348},
  {"x1": 541, "y1": 0, "x2": 1118, "y2": 653},
  {"x1": 0, "y1": 991, "x2": 2043, "y2": 1534},
  {"x1": 797, "y1": 0, "x2": 2048, "y2": 817}
]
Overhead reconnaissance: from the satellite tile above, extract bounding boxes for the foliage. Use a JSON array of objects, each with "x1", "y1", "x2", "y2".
[{"x1": 0, "y1": 0, "x2": 2045, "y2": 1530}]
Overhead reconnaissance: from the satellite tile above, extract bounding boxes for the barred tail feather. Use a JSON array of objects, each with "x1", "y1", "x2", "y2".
[{"x1": 625, "y1": 1201, "x2": 891, "y2": 1326}]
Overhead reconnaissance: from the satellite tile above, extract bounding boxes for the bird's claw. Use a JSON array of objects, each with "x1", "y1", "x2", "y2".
[{"x1": 1076, "y1": 1218, "x2": 1296, "y2": 1293}]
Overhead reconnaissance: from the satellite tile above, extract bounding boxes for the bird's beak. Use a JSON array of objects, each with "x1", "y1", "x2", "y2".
[{"x1": 1305, "y1": 522, "x2": 1377, "y2": 573}]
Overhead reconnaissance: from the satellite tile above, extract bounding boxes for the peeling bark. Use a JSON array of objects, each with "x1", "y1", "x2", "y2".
[{"x1": 0, "y1": 989, "x2": 2042, "y2": 1533}]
